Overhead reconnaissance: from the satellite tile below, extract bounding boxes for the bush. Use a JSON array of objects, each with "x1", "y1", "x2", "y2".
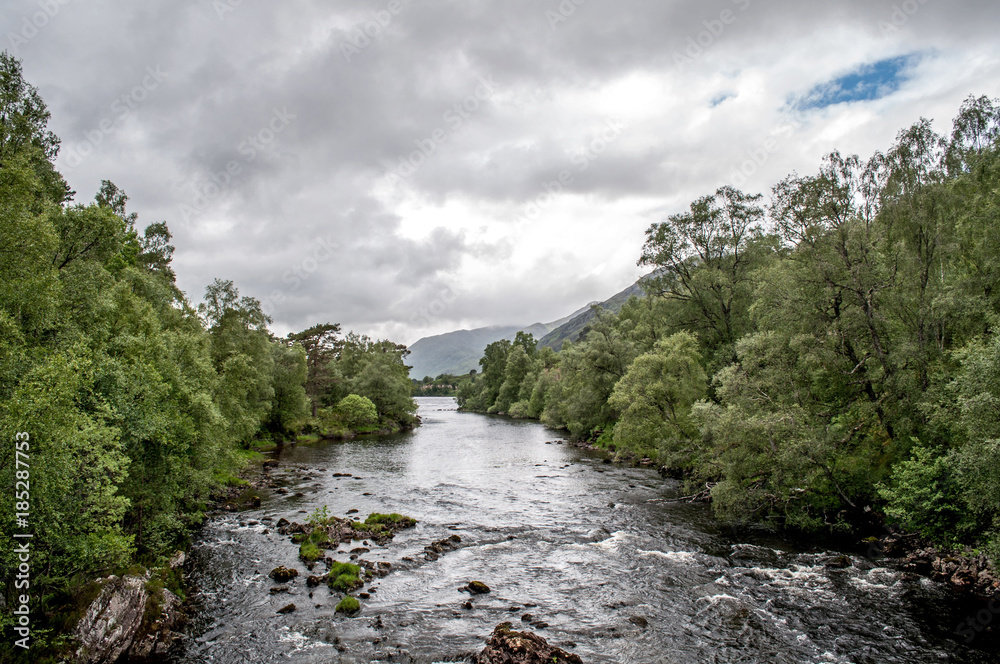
[
  {"x1": 335, "y1": 596, "x2": 360, "y2": 614},
  {"x1": 337, "y1": 394, "x2": 379, "y2": 428},
  {"x1": 327, "y1": 562, "x2": 362, "y2": 592},
  {"x1": 878, "y1": 444, "x2": 973, "y2": 546}
]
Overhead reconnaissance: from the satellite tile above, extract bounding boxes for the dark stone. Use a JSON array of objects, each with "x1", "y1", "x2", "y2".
[
  {"x1": 347, "y1": 509, "x2": 359, "y2": 514},
  {"x1": 276, "y1": 518, "x2": 290, "y2": 528},
  {"x1": 467, "y1": 581, "x2": 491, "y2": 594},
  {"x1": 463, "y1": 600, "x2": 473, "y2": 610},
  {"x1": 306, "y1": 575, "x2": 323, "y2": 587},
  {"x1": 269, "y1": 586, "x2": 290, "y2": 594},
  {"x1": 628, "y1": 615, "x2": 649, "y2": 628},
  {"x1": 269, "y1": 566, "x2": 299, "y2": 582},
  {"x1": 277, "y1": 603, "x2": 296, "y2": 614},
  {"x1": 823, "y1": 555, "x2": 852, "y2": 569},
  {"x1": 521, "y1": 614, "x2": 533, "y2": 622},
  {"x1": 473, "y1": 623, "x2": 583, "y2": 664}
]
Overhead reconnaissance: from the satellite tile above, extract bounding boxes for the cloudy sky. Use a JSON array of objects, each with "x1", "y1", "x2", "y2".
[{"x1": 6, "y1": 0, "x2": 1000, "y2": 345}]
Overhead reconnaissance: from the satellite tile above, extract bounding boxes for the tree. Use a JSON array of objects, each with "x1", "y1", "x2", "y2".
[
  {"x1": 337, "y1": 394, "x2": 378, "y2": 428},
  {"x1": 288, "y1": 322, "x2": 342, "y2": 416},
  {"x1": 199, "y1": 279, "x2": 275, "y2": 445},
  {"x1": 609, "y1": 332, "x2": 706, "y2": 463},
  {"x1": 639, "y1": 186, "x2": 764, "y2": 362},
  {"x1": 0, "y1": 51, "x2": 71, "y2": 204}
]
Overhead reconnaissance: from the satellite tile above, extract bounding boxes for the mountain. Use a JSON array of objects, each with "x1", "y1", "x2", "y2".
[
  {"x1": 538, "y1": 277, "x2": 649, "y2": 350},
  {"x1": 405, "y1": 279, "x2": 648, "y2": 379},
  {"x1": 406, "y1": 304, "x2": 592, "y2": 379}
]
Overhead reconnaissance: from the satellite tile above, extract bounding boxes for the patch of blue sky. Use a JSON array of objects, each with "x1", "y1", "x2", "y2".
[{"x1": 792, "y1": 54, "x2": 920, "y2": 110}]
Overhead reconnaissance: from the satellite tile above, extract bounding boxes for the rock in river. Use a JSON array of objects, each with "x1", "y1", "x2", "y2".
[
  {"x1": 269, "y1": 566, "x2": 299, "y2": 582},
  {"x1": 466, "y1": 580, "x2": 491, "y2": 594},
  {"x1": 473, "y1": 622, "x2": 582, "y2": 664}
]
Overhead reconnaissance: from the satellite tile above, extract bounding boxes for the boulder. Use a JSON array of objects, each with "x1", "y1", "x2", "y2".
[
  {"x1": 474, "y1": 623, "x2": 583, "y2": 664},
  {"x1": 168, "y1": 550, "x2": 186, "y2": 569},
  {"x1": 127, "y1": 588, "x2": 182, "y2": 659},
  {"x1": 269, "y1": 566, "x2": 299, "y2": 582},
  {"x1": 74, "y1": 574, "x2": 149, "y2": 664},
  {"x1": 467, "y1": 581, "x2": 491, "y2": 594}
]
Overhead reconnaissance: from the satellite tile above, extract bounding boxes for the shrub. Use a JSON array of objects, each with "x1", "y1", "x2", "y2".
[
  {"x1": 335, "y1": 596, "x2": 360, "y2": 614},
  {"x1": 327, "y1": 562, "x2": 362, "y2": 592},
  {"x1": 337, "y1": 394, "x2": 379, "y2": 428}
]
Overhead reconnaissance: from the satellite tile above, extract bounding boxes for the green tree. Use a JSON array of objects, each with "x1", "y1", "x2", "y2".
[
  {"x1": 288, "y1": 322, "x2": 342, "y2": 416},
  {"x1": 639, "y1": 186, "x2": 764, "y2": 364},
  {"x1": 609, "y1": 332, "x2": 706, "y2": 463},
  {"x1": 337, "y1": 394, "x2": 379, "y2": 428}
]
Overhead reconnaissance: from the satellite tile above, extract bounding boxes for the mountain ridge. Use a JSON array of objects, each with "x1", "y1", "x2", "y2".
[{"x1": 406, "y1": 278, "x2": 648, "y2": 379}]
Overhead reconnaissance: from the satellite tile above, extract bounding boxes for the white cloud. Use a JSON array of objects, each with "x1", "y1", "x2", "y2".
[{"x1": 5, "y1": 0, "x2": 999, "y2": 346}]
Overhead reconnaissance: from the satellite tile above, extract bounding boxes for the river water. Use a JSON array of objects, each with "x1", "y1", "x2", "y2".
[{"x1": 169, "y1": 397, "x2": 999, "y2": 663}]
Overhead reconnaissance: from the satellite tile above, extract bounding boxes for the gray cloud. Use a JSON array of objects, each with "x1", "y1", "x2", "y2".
[{"x1": 4, "y1": 0, "x2": 999, "y2": 344}]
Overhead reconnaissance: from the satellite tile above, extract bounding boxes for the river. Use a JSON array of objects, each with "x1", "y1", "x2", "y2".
[{"x1": 168, "y1": 397, "x2": 999, "y2": 663}]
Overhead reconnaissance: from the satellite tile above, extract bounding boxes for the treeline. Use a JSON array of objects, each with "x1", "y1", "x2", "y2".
[
  {"x1": 0, "y1": 52, "x2": 414, "y2": 648},
  {"x1": 460, "y1": 96, "x2": 1000, "y2": 560},
  {"x1": 411, "y1": 373, "x2": 474, "y2": 396}
]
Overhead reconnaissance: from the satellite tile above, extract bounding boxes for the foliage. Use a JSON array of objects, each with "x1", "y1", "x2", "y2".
[
  {"x1": 335, "y1": 596, "x2": 361, "y2": 614},
  {"x1": 0, "y1": 53, "x2": 417, "y2": 652},
  {"x1": 609, "y1": 332, "x2": 706, "y2": 464},
  {"x1": 459, "y1": 95, "x2": 1000, "y2": 553},
  {"x1": 327, "y1": 562, "x2": 362, "y2": 592},
  {"x1": 337, "y1": 394, "x2": 379, "y2": 428}
]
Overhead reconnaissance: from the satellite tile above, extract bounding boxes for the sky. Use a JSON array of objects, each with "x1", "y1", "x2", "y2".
[{"x1": 5, "y1": 0, "x2": 999, "y2": 346}]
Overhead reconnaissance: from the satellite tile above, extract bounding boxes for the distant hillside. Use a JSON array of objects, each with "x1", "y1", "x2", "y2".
[
  {"x1": 538, "y1": 277, "x2": 649, "y2": 350},
  {"x1": 406, "y1": 282, "x2": 648, "y2": 379},
  {"x1": 406, "y1": 305, "x2": 589, "y2": 379}
]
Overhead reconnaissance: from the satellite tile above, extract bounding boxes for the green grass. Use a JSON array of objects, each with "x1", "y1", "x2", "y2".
[
  {"x1": 299, "y1": 529, "x2": 330, "y2": 562},
  {"x1": 327, "y1": 562, "x2": 362, "y2": 592},
  {"x1": 335, "y1": 596, "x2": 360, "y2": 614},
  {"x1": 364, "y1": 513, "x2": 417, "y2": 527},
  {"x1": 299, "y1": 541, "x2": 323, "y2": 563},
  {"x1": 235, "y1": 448, "x2": 266, "y2": 462},
  {"x1": 295, "y1": 434, "x2": 323, "y2": 445}
]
